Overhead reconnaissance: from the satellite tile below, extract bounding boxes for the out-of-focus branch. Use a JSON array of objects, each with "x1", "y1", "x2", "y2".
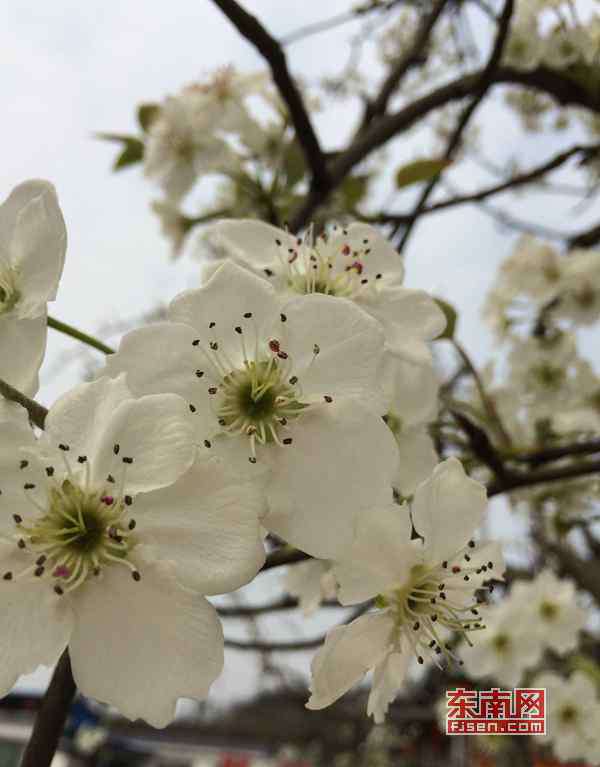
[
  {"x1": 291, "y1": 64, "x2": 600, "y2": 230},
  {"x1": 371, "y1": 144, "x2": 600, "y2": 225},
  {"x1": 360, "y1": 0, "x2": 450, "y2": 129},
  {"x1": 396, "y1": 0, "x2": 514, "y2": 251},
  {"x1": 20, "y1": 653, "x2": 76, "y2": 767},
  {"x1": 487, "y1": 458, "x2": 600, "y2": 497},
  {"x1": 218, "y1": 597, "x2": 341, "y2": 617},
  {"x1": 225, "y1": 635, "x2": 325, "y2": 652},
  {"x1": 508, "y1": 439, "x2": 600, "y2": 467},
  {"x1": 259, "y1": 547, "x2": 310, "y2": 572},
  {"x1": 210, "y1": 0, "x2": 330, "y2": 194},
  {"x1": 0, "y1": 378, "x2": 48, "y2": 429},
  {"x1": 546, "y1": 541, "x2": 600, "y2": 606},
  {"x1": 569, "y1": 220, "x2": 600, "y2": 249}
]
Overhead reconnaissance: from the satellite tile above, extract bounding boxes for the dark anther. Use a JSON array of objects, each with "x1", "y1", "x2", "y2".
[
  {"x1": 264, "y1": 269, "x2": 273, "y2": 276},
  {"x1": 210, "y1": 341, "x2": 219, "y2": 350},
  {"x1": 77, "y1": 455, "x2": 87, "y2": 464},
  {"x1": 17, "y1": 539, "x2": 26, "y2": 549},
  {"x1": 113, "y1": 444, "x2": 120, "y2": 455},
  {"x1": 36, "y1": 555, "x2": 47, "y2": 566},
  {"x1": 243, "y1": 312, "x2": 252, "y2": 318},
  {"x1": 54, "y1": 585, "x2": 64, "y2": 595},
  {"x1": 208, "y1": 387, "x2": 217, "y2": 395},
  {"x1": 107, "y1": 474, "x2": 115, "y2": 483},
  {"x1": 122, "y1": 456, "x2": 134, "y2": 465},
  {"x1": 3, "y1": 572, "x2": 12, "y2": 581},
  {"x1": 209, "y1": 321, "x2": 216, "y2": 329},
  {"x1": 192, "y1": 339, "x2": 200, "y2": 346},
  {"x1": 323, "y1": 395, "x2": 333, "y2": 403},
  {"x1": 248, "y1": 457, "x2": 257, "y2": 464},
  {"x1": 283, "y1": 438, "x2": 293, "y2": 445},
  {"x1": 128, "y1": 519, "x2": 136, "y2": 530},
  {"x1": 24, "y1": 483, "x2": 35, "y2": 490},
  {"x1": 58, "y1": 444, "x2": 70, "y2": 451},
  {"x1": 189, "y1": 404, "x2": 196, "y2": 413},
  {"x1": 289, "y1": 376, "x2": 298, "y2": 385},
  {"x1": 417, "y1": 656, "x2": 424, "y2": 665},
  {"x1": 204, "y1": 440, "x2": 211, "y2": 448},
  {"x1": 468, "y1": 540, "x2": 475, "y2": 548},
  {"x1": 12, "y1": 514, "x2": 22, "y2": 524},
  {"x1": 132, "y1": 571, "x2": 141, "y2": 582},
  {"x1": 464, "y1": 575, "x2": 470, "y2": 581},
  {"x1": 442, "y1": 561, "x2": 448, "y2": 568},
  {"x1": 431, "y1": 614, "x2": 438, "y2": 622},
  {"x1": 235, "y1": 326, "x2": 242, "y2": 334},
  {"x1": 280, "y1": 313, "x2": 287, "y2": 322},
  {"x1": 195, "y1": 370, "x2": 204, "y2": 378},
  {"x1": 34, "y1": 566, "x2": 44, "y2": 577},
  {"x1": 19, "y1": 460, "x2": 28, "y2": 470},
  {"x1": 45, "y1": 466, "x2": 55, "y2": 477},
  {"x1": 124, "y1": 495, "x2": 133, "y2": 506},
  {"x1": 413, "y1": 622, "x2": 420, "y2": 630}
]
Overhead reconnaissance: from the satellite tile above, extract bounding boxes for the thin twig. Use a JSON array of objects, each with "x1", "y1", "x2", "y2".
[
  {"x1": 487, "y1": 458, "x2": 600, "y2": 497},
  {"x1": 0, "y1": 378, "x2": 48, "y2": 429},
  {"x1": 396, "y1": 0, "x2": 514, "y2": 251},
  {"x1": 20, "y1": 651, "x2": 76, "y2": 767},
  {"x1": 210, "y1": 0, "x2": 329, "y2": 193},
  {"x1": 48, "y1": 316, "x2": 115, "y2": 355},
  {"x1": 508, "y1": 438, "x2": 600, "y2": 466},
  {"x1": 259, "y1": 547, "x2": 310, "y2": 572}
]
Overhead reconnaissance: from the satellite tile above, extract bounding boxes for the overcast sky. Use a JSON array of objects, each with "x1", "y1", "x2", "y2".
[{"x1": 1, "y1": 0, "x2": 597, "y2": 708}]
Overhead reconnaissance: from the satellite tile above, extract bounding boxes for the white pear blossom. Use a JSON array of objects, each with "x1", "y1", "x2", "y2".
[
  {"x1": 557, "y1": 248, "x2": 600, "y2": 325},
  {"x1": 284, "y1": 559, "x2": 337, "y2": 615},
  {"x1": 202, "y1": 220, "x2": 446, "y2": 362},
  {"x1": 0, "y1": 180, "x2": 66, "y2": 395},
  {"x1": 144, "y1": 91, "x2": 237, "y2": 202},
  {"x1": 0, "y1": 375, "x2": 266, "y2": 726},
  {"x1": 104, "y1": 260, "x2": 399, "y2": 559},
  {"x1": 509, "y1": 569, "x2": 587, "y2": 654},
  {"x1": 381, "y1": 353, "x2": 439, "y2": 496},
  {"x1": 461, "y1": 601, "x2": 543, "y2": 687},
  {"x1": 533, "y1": 671, "x2": 600, "y2": 764},
  {"x1": 307, "y1": 459, "x2": 504, "y2": 722}
]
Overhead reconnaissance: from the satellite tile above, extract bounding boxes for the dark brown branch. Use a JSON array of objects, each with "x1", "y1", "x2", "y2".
[
  {"x1": 0, "y1": 378, "x2": 48, "y2": 429},
  {"x1": 396, "y1": 0, "x2": 514, "y2": 251},
  {"x1": 508, "y1": 438, "x2": 600, "y2": 467},
  {"x1": 225, "y1": 635, "x2": 325, "y2": 652},
  {"x1": 259, "y1": 547, "x2": 310, "y2": 572},
  {"x1": 487, "y1": 458, "x2": 600, "y2": 497},
  {"x1": 569, "y1": 220, "x2": 600, "y2": 249},
  {"x1": 360, "y1": 0, "x2": 450, "y2": 128},
  {"x1": 20, "y1": 651, "x2": 76, "y2": 767},
  {"x1": 371, "y1": 143, "x2": 600, "y2": 224},
  {"x1": 210, "y1": 0, "x2": 329, "y2": 192},
  {"x1": 219, "y1": 597, "x2": 341, "y2": 617},
  {"x1": 290, "y1": 65, "x2": 600, "y2": 230}
]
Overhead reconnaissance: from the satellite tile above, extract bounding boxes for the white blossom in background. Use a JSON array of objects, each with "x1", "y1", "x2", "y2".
[
  {"x1": 284, "y1": 559, "x2": 337, "y2": 615},
  {"x1": 0, "y1": 180, "x2": 66, "y2": 395},
  {"x1": 307, "y1": 459, "x2": 504, "y2": 722},
  {"x1": 557, "y1": 248, "x2": 600, "y2": 325},
  {"x1": 201, "y1": 220, "x2": 446, "y2": 362},
  {"x1": 461, "y1": 601, "x2": 543, "y2": 687},
  {"x1": 533, "y1": 671, "x2": 600, "y2": 764},
  {"x1": 104, "y1": 260, "x2": 399, "y2": 559},
  {"x1": 509, "y1": 569, "x2": 587, "y2": 654},
  {"x1": 0, "y1": 376, "x2": 266, "y2": 726}
]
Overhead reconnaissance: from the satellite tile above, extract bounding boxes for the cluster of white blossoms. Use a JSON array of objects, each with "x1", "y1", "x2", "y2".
[
  {"x1": 0, "y1": 180, "x2": 508, "y2": 728},
  {"x1": 462, "y1": 569, "x2": 586, "y2": 686},
  {"x1": 533, "y1": 671, "x2": 600, "y2": 763},
  {"x1": 504, "y1": 0, "x2": 599, "y2": 72}
]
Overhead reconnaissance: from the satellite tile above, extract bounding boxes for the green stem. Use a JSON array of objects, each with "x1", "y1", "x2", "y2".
[{"x1": 47, "y1": 316, "x2": 114, "y2": 355}]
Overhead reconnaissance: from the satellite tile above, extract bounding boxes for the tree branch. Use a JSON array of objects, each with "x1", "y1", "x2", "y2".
[
  {"x1": 291, "y1": 65, "x2": 600, "y2": 231},
  {"x1": 360, "y1": 0, "x2": 450, "y2": 129},
  {"x1": 371, "y1": 143, "x2": 600, "y2": 225},
  {"x1": 0, "y1": 378, "x2": 48, "y2": 429},
  {"x1": 225, "y1": 635, "x2": 325, "y2": 652},
  {"x1": 20, "y1": 651, "x2": 76, "y2": 767},
  {"x1": 210, "y1": 0, "x2": 330, "y2": 193},
  {"x1": 508, "y1": 438, "x2": 600, "y2": 467},
  {"x1": 396, "y1": 0, "x2": 514, "y2": 251},
  {"x1": 259, "y1": 547, "x2": 310, "y2": 572},
  {"x1": 569, "y1": 220, "x2": 600, "y2": 249},
  {"x1": 218, "y1": 596, "x2": 341, "y2": 617},
  {"x1": 487, "y1": 458, "x2": 600, "y2": 497}
]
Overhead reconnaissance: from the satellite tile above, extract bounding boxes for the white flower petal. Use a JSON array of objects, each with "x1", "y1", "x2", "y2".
[
  {"x1": 135, "y1": 456, "x2": 266, "y2": 595},
  {"x1": 91, "y1": 392, "x2": 195, "y2": 493},
  {"x1": 344, "y1": 223, "x2": 405, "y2": 285},
  {"x1": 104, "y1": 322, "x2": 215, "y2": 434},
  {"x1": 307, "y1": 611, "x2": 395, "y2": 711},
  {"x1": 0, "y1": 410, "x2": 43, "y2": 532},
  {"x1": 367, "y1": 650, "x2": 410, "y2": 724},
  {"x1": 203, "y1": 219, "x2": 293, "y2": 271},
  {"x1": 168, "y1": 261, "x2": 280, "y2": 367},
  {"x1": 0, "y1": 546, "x2": 73, "y2": 696},
  {"x1": 369, "y1": 287, "x2": 445, "y2": 361},
  {"x1": 394, "y1": 427, "x2": 438, "y2": 496},
  {"x1": 381, "y1": 353, "x2": 439, "y2": 428},
  {"x1": 8, "y1": 181, "x2": 67, "y2": 317},
  {"x1": 263, "y1": 399, "x2": 398, "y2": 559},
  {"x1": 0, "y1": 315, "x2": 47, "y2": 396},
  {"x1": 412, "y1": 458, "x2": 487, "y2": 565},
  {"x1": 333, "y1": 504, "x2": 416, "y2": 605},
  {"x1": 280, "y1": 294, "x2": 387, "y2": 411},
  {"x1": 44, "y1": 375, "x2": 131, "y2": 460},
  {"x1": 69, "y1": 552, "x2": 223, "y2": 728}
]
